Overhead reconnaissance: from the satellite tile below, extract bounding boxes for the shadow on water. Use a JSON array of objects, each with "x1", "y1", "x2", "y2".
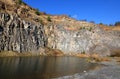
[{"x1": 0, "y1": 56, "x2": 100, "y2": 79}]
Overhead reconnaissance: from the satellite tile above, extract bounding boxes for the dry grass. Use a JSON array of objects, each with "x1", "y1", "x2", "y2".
[
  {"x1": 112, "y1": 26, "x2": 120, "y2": 31},
  {"x1": 0, "y1": 51, "x2": 19, "y2": 57},
  {"x1": 0, "y1": 51, "x2": 114, "y2": 63},
  {"x1": 1, "y1": 0, "x2": 119, "y2": 31},
  {"x1": 0, "y1": 51, "x2": 41, "y2": 57},
  {"x1": 112, "y1": 57, "x2": 120, "y2": 62},
  {"x1": 110, "y1": 50, "x2": 120, "y2": 57},
  {"x1": 45, "y1": 48, "x2": 64, "y2": 56},
  {"x1": 75, "y1": 53, "x2": 110, "y2": 62},
  {"x1": 1, "y1": 0, "x2": 15, "y2": 5},
  {"x1": 76, "y1": 53, "x2": 91, "y2": 58},
  {"x1": 0, "y1": 48, "x2": 64, "y2": 57}
]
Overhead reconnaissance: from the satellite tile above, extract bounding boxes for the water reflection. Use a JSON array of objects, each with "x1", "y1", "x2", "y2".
[{"x1": 0, "y1": 56, "x2": 99, "y2": 79}]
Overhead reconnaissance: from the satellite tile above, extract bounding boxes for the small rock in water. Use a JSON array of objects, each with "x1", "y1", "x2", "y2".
[{"x1": 83, "y1": 70, "x2": 86, "y2": 72}]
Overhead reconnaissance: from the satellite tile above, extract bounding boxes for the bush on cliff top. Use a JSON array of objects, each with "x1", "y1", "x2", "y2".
[
  {"x1": 47, "y1": 16, "x2": 52, "y2": 22},
  {"x1": 35, "y1": 9, "x2": 41, "y2": 15},
  {"x1": 115, "y1": 21, "x2": 120, "y2": 26},
  {"x1": 18, "y1": 0, "x2": 23, "y2": 4}
]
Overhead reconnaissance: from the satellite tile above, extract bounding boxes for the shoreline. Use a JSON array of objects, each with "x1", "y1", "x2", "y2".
[
  {"x1": 54, "y1": 57, "x2": 120, "y2": 79},
  {"x1": 0, "y1": 51, "x2": 114, "y2": 63}
]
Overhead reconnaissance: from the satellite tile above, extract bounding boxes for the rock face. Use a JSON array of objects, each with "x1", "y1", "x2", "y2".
[
  {"x1": 46, "y1": 23, "x2": 120, "y2": 56},
  {"x1": 0, "y1": 13, "x2": 47, "y2": 53},
  {"x1": 0, "y1": 12, "x2": 120, "y2": 56}
]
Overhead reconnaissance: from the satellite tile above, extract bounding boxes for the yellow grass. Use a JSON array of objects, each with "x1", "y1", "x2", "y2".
[
  {"x1": 0, "y1": 51, "x2": 112, "y2": 63},
  {"x1": 76, "y1": 53, "x2": 110, "y2": 62},
  {"x1": 0, "y1": 49, "x2": 64, "y2": 57}
]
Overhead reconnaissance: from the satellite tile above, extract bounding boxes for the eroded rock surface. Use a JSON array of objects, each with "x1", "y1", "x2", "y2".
[
  {"x1": 0, "y1": 12, "x2": 120, "y2": 56},
  {"x1": 0, "y1": 13, "x2": 47, "y2": 53},
  {"x1": 46, "y1": 23, "x2": 120, "y2": 56}
]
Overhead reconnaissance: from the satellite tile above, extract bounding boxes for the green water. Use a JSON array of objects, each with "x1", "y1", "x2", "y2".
[{"x1": 0, "y1": 56, "x2": 100, "y2": 79}]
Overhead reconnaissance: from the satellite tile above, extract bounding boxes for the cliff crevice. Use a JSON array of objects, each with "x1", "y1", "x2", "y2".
[{"x1": 0, "y1": 13, "x2": 47, "y2": 53}]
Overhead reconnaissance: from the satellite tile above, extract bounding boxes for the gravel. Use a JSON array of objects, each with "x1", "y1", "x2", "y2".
[{"x1": 53, "y1": 61, "x2": 120, "y2": 79}]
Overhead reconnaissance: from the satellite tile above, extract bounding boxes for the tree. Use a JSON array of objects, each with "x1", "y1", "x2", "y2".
[
  {"x1": 39, "y1": 18, "x2": 43, "y2": 25},
  {"x1": 18, "y1": 0, "x2": 23, "y2": 4},
  {"x1": 115, "y1": 21, "x2": 120, "y2": 26},
  {"x1": 47, "y1": 16, "x2": 51, "y2": 22},
  {"x1": 81, "y1": 51, "x2": 85, "y2": 54},
  {"x1": 99, "y1": 23, "x2": 103, "y2": 25},
  {"x1": 35, "y1": 9, "x2": 40, "y2": 15},
  {"x1": 89, "y1": 27, "x2": 92, "y2": 31},
  {"x1": 80, "y1": 19, "x2": 87, "y2": 22},
  {"x1": 90, "y1": 21, "x2": 95, "y2": 24},
  {"x1": 109, "y1": 24, "x2": 114, "y2": 26}
]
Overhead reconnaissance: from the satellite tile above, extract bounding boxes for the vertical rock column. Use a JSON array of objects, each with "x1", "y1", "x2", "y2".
[{"x1": 0, "y1": 13, "x2": 47, "y2": 53}]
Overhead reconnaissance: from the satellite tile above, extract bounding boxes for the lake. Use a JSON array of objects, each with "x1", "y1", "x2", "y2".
[{"x1": 0, "y1": 56, "x2": 100, "y2": 79}]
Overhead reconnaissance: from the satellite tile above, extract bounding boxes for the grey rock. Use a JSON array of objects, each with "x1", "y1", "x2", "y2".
[
  {"x1": 0, "y1": 13, "x2": 47, "y2": 53},
  {"x1": 54, "y1": 65, "x2": 120, "y2": 79},
  {"x1": 0, "y1": 12, "x2": 120, "y2": 56},
  {"x1": 47, "y1": 23, "x2": 120, "y2": 56}
]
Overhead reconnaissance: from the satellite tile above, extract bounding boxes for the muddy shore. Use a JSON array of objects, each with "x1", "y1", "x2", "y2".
[{"x1": 53, "y1": 57, "x2": 120, "y2": 79}]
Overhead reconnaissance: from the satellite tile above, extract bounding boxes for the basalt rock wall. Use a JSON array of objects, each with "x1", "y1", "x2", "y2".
[
  {"x1": 46, "y1": 23, "x2": 120, "y2": 56},
  {"x1": 0, "y1": 12, "x2": 120, "y2": 56},
  {"x1": 0, "y1": 13, "x2": 47, "y2": 53}
]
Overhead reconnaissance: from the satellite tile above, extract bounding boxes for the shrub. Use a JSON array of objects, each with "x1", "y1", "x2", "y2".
[
  {"x1": 18, "y1": 0, "x2": 23, "y2": 4},
  {"x1": 90, "y1": 21, "x2": 95, "y2": 24},
  {"x1": 80, "y1": 19, "x2": 87, "y2": 22},
  {"x1": 39, "y1": 18, "x2": 43, "y2": 25},
  {"x1": 35, "y1": 9, "x2": 40, "y2": 15},
  {"x1": 109, "y1": 24, "x2": 114, "y2": 26},
  {"x1": 99, "y1": 23, "x2": 103, "y2": 25},
  {"x1": 82, "y1": 27, "x2": 85, "y2": 29},
  {"x1": 115, "y1": 21, "x2": 120, "y2": 26},
  {"x1": 47, "y1": 16, "x2": 51, "y2": 22},
  {"x1": 81, "y1": 51, "x2": 85, "y2": 54},
  {"x1": 79, "y1": 27, "x2": 82, "y2": 30},
  {"x1": 89, "y1": 27, "x2": 92, "y2": 31}
]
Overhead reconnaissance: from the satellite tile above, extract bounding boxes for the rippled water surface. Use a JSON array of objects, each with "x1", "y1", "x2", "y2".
[{"x1": 0, "y1": 56, "x2": 100, "y2": 79}]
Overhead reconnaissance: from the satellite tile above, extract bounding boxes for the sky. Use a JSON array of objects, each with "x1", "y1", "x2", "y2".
[{"x1": 23, "y1": 0, "x2": 120, "y2": 25}]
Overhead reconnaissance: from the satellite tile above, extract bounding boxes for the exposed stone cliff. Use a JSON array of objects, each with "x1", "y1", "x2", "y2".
[
  {"x1": 46, "y1": 23, "x2": 120, "y2": 56},
  {"x1": 0, "y1": 13, "x2": 47, "y2": 53}
]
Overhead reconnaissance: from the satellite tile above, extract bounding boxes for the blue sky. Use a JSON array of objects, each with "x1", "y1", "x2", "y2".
[{"x1": 23, "y1": 0, "x2": 120, "y2": 25}]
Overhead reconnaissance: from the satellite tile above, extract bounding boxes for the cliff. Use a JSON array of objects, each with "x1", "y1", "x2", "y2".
[
  {"x1": 0, "y1": 0, "x2": 120, "y2": 57},
  {"x1": 46, "y1": 23, "x2": 120, "y2": 56},
  {"x1": 0, "y1": 13, "x2": 47, "y2": 53}
]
